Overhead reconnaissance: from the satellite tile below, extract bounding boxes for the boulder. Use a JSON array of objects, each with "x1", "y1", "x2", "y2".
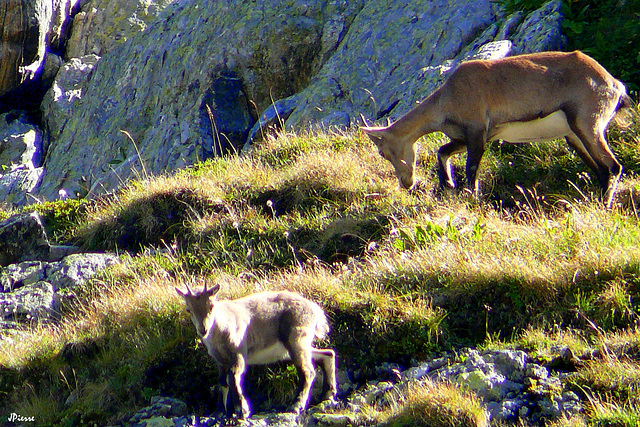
[
  {"x1": 0, "y1": 212, "x2": 51, "y2": 267},
  {"x1": 0, "y1": 112, "x2": 44, "y2": 169},
  {"x1": 46, "y1": 252, "x2": 118, "y2": 290},
  {"x1": 0, "y1": 167, "x2": 44, "y2": 206},
  {"x1": 0, "y1": 261, "x2": 46, "y2": 292},
  {"x1": 0, "y1": 281, "x2": 56, "y2": 321},
  {"x1": 0, "y1": 111, "x2": 45, "y2": 205},
  {"x1": 0, "y1": 252, "x2": 119, "y2": 326},
  {"x1": 0, "y1": 211, "x2": 82, "y2": 266}
]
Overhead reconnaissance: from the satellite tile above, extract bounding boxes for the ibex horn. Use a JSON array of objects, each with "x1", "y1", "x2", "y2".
[{"x1": 184, "y1": 282, "x2": 193, "y2": 296}]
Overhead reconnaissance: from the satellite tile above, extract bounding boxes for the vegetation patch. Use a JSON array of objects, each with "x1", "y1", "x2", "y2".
[{"x1": 2, "y1": 114, "x2": 640, "y2": 424}]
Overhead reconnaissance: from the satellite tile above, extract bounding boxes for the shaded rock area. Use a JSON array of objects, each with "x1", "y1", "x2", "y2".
[
  {"x1": 0, "y1": 212, "x2": 53, "y2": 266},
  {"x1": 115, "y1": 348, "x2": 583, "y2": 426},
  {"x1": 0, "y1": 111, "x2": 45, "y2": 206}
]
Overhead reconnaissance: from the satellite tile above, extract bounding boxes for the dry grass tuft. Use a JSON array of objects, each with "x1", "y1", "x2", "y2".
[{"x1": 381, "y1": 379, "x2": 489, "y2": 427}]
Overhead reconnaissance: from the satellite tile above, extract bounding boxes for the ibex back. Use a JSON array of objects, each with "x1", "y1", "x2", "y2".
[
  {"x1": 176, "y1": 283, "x2": 337, "y2": 419},
  {"x1": 362, "y1": 51, "x2": 633, "y2": 207}
]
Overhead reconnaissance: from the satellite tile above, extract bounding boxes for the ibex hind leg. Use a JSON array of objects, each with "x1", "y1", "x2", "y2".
[
  {"x1": 569, "y1": 119, "x2": 622, "y2": 207},
  {"x1": 285, "y1": 342, "x2": 316, "y2": 414},
  {"x1": 312, "y1": 348, "x2": 337, "y2": 403}
]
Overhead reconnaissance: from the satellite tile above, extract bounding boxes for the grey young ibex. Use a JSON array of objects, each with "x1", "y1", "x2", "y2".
[
  {"x1": 362, "y1": 51, "x2": 634, "y2": 207},
  {"x1": 175, "y1": 283, "x2": 337, "y2": 419}
]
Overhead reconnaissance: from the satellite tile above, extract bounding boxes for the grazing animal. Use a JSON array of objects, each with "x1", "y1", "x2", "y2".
[
  {"x1": 175, "y1": 283, "x2": 337, "y2": 419},
  {"x1": 362, "y1": 51, "x2": 633, "y2": 207}
]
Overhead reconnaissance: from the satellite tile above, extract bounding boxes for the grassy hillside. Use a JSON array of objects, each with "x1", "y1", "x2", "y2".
[{"x1": 1, "y1": 118, "x2": 640, "y2": 425}]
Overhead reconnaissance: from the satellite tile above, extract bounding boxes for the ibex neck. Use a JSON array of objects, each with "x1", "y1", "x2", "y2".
[{"x1": 389, "y1": 91, "x2": 442, "y2": 141}]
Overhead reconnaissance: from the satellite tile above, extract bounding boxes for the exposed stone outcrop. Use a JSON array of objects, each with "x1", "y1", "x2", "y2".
[
  {"x1": 65, "y1": 0, "x2": 176, "y2": 59},
  {"x1": 0, "y1": 0, "x2": 81, "y2": 108},
  {"x1": 0, "y1": 211, "x2": 81, "y2": 267},
  {"x1": 0, "y1": 252, "x2": 119, "y2": 326},
  {"x1": 0, "y1": 212, "x2": 52, "y2": 267},
  {"x1": 41, "y1": 54, "x2": 100, "y2": 142}
]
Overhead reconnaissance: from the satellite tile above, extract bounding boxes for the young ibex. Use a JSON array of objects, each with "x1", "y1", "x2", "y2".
[
  {"x1": 362, "y1": 51, "x2": 633, "y2": 207},
  {"x1": 175, "y1": 283, "x2": 337, "y2": 419}
]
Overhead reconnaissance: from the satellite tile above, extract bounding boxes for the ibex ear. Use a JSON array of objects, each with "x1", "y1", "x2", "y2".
[
  {"x1": 203, "y1": 283, "x2": 221, "y2": 298},
  {"x1": 176, "y1": 282, "x2": 195, "y2": 298},
  {"x1": 361, "y1": 126, "x2": 388, "y2": 141}
]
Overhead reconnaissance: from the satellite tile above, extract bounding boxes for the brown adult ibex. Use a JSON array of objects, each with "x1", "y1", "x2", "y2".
[
  {"x1": 362, "y1": 51, "x2": 633, "y2": 207},
  {"x1": 175, "y1": 283, "x2": 337, "y2": 419}
]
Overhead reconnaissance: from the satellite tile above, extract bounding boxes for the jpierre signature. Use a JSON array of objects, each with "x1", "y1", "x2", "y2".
[{"x1": 7, "y1": 413, "x2": 35, "y2": 423}]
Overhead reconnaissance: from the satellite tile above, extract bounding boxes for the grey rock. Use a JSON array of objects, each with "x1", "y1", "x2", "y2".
[
  {"x1": 127, "y1": 396, "x2": 189, "y2": 424},
  {"x1": 0, "y1": 113, "x2": 43, "y2": 169},
  {"x1": 41, "y1": 55, "x2": 101, "y2": 142},
  {"x1": 36, "y1": 0, "x2": 366, "y2": 201},
  {"x1": 0, "y1": 111, "x2": 45, "y2": 206},
  {"x1": 510, "y1": 0, "x2": 566, "y2": 54},
  {"x1": 487, "y1": 398, "x2": 526, "y2": 421},
  {"x1": 65, "y1": 0, "x2": 177, "y2": 59},
  {"x1": 286, "y1": 0, "x2": 565, "y2": 128},
  {"x1": 0, "y1": 261, "x2": 46, "y2": 292},
  {"x1": 0, "y1": 251, "x2": 118, "y2": 327},
  {"x1": 46, "y1": 253, "x2": 119, "y2": 290},
  {"x1": 0, "y1": 212, "x2": 51, "y2": 267},
  {"x1": 0, "y1": 166, "x2": 44, "y2": 206},
  {"x1": 416, "y1": 348, "x2": 581, "y2": 423},
  {"x1": 243, "y1": 95, "x2": 301, "y2": 151},
  {"x1": 0, "y1": 281, "x2": 56, "y2": 321}
]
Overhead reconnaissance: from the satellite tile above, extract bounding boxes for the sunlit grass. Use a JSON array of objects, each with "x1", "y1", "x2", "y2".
[{"x1": 2, "y1": 122, "x2": 640, "y2": 424}]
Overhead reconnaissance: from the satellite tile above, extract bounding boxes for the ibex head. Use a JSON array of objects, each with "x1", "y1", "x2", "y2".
[
  {"x1": 175, "y1": 282, "x2": 220, "y2": 337},
  {"x1": 362, "y1": 126, "x2": 418, "y2": 189}
]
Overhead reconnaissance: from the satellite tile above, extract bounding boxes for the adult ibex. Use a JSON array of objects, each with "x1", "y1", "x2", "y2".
[
  {"x1": 362, "y1": 51, "x2": 633, "y2": 207},
  {"x1": 175, "y1": 283, "x2": 337, "y2": 419}
]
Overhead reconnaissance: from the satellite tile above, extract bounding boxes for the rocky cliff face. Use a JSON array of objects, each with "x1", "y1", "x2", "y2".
[{"x1": 0, "y1": 0, "x2": 565, "y2": 206}]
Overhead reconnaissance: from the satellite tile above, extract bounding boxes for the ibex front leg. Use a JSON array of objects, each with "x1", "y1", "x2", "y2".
[
  {"x1": 224, "y1": 355, "x2": 250, "y2": 419},
  {"x1": 437, "y1": 139, "x2": 466, "y2": 190},
  {"x1": 464, "y1": 129, "x2": 487, "y2": 198}
]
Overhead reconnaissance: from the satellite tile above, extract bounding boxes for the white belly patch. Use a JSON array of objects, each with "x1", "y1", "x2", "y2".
[
  {"x1": 491, "y1": 110, "x2": 572, "y2": 143},
  {"x1": 248, "y1": 342, "x2": 291, "y2": 365}
]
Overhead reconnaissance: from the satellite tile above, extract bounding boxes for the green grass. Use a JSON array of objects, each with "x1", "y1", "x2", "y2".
[{"x1": 2, "y1": 121, "x2": 640, "y2": 425}]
